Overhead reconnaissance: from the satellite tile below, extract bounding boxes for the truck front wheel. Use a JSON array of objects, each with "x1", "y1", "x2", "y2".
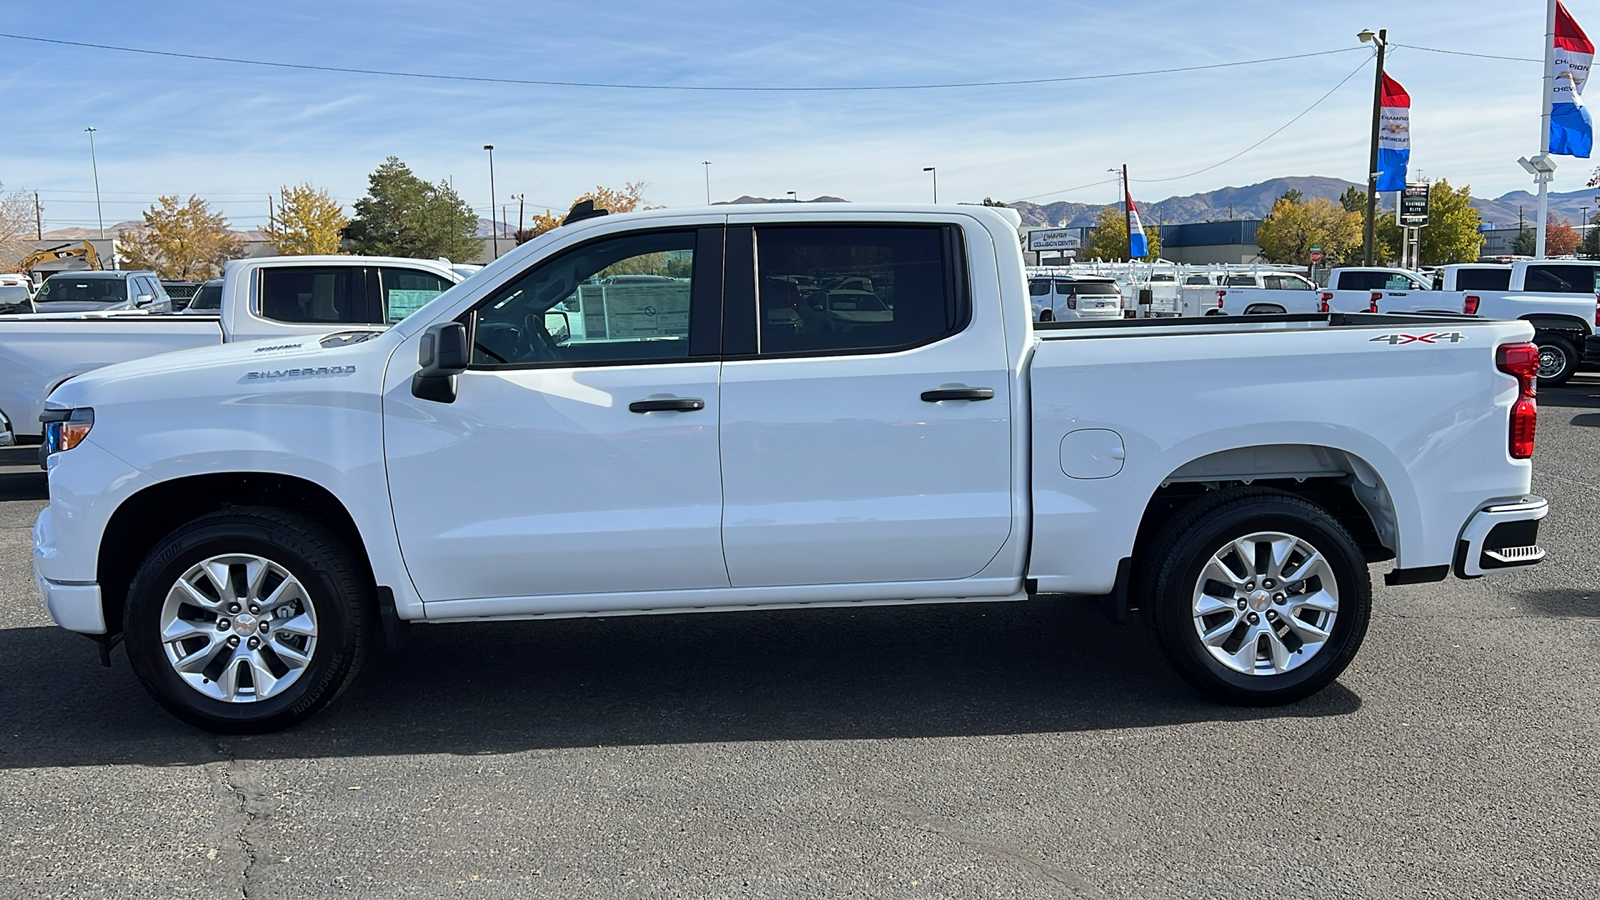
[
  {"x1": 1534, "y1": 334, "x2": 1578, "y2": 386},
  {"x1": 1143, "y1": 489, "x2": 1371, "y2": 705},
  {"x1": 123, "y1": 508, "x2": 371, "y2": 733}
]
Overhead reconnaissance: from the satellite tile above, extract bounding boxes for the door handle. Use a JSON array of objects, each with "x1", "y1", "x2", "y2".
[
  {"x1": 921, "y1": 388, "x2": 995, "y2": 402},
  {"x1": 628, "y1": 398, "x2": 705, "y2": 413}
]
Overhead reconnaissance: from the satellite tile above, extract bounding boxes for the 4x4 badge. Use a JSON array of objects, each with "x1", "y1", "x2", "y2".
[{"x1": 1369, "y1": 332, "x2": 1467, "y2": 345}]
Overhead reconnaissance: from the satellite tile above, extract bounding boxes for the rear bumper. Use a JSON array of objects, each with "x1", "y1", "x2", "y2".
[
  {"x1": 1584, "y1": 334, "x2": 1600, "y2": 364},
  {"x1": 1454, "y1": 495, "x2": 1548, "y2": 578}
]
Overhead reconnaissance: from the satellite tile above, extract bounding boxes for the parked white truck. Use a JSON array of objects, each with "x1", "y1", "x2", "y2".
[
  {"x1": 0, "y1": 256, "x2": 462, "y2": 445},
  {"x1": 32, "y1": 204, "x2": 1548, "y2": 732},
  {"x1": 1331, "y1": 260, "x2": 1598, "y2": 384}
]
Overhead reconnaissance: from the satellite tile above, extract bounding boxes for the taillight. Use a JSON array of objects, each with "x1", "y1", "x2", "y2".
[
  {"x1": 1369, "y1": 291, "x2": 1382, "y2": 313},
  {"x1": 1216, "y1": 289, "x2": 1226, "y2": 309},
  {"x1": 1066, "y1": 295, "x2": 1077, "y2": 310},
  {"x1": 1593, "y1": 292, "x2": 1599, "y2": 327},
  {"x1": 1496, "y1": 342, "x2": 1539, "y2": 459},
  {"x1": 1318, "y1": 292, "x2": 1330, "y2": 313},
  {"x1": 1464, "y1": 295, "x2": 1480, "y2": 315}
]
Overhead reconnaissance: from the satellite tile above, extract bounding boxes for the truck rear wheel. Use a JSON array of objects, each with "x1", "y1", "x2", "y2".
[
  {"x1": 123, "y1": 508, "x2": 371, "y2": 733},
  {"x1": 1143, "y1": 489, "x2": 1371, "y2": 705},
  {"x1": 1534, "y1": 334, "x2": 1578, "y2": 386}
]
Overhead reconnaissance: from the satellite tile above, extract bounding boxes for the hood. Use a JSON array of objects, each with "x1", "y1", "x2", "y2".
[
  {"x1": 32, "y1": 301, "x2": 129, "y2": 313},
  {"x1": 47, "y1": 328, "x2": 398, "y2": 411}
]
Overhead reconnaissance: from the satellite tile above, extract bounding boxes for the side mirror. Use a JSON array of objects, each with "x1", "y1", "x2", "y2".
[
  {"x1": 412, "y1": 322, "x2": 469, "y2": 403},
  {"x1": 135, "y1": 293, "x2": 155, "y2": 307},
  {"x1": 544, "y1": 310, "x2": 571, "y2": 345}
]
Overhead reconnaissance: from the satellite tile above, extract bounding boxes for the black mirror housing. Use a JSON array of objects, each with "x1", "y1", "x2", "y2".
[{"x1": 413, "y1": 322, "x2": 469, "y2": 402}]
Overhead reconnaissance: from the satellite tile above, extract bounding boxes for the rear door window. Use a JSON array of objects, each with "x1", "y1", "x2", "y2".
[
  {"x1": 1454, "y1": 268, "x2": 1511, "y2": 291},
  {"x1": 259, "y1": 266, "x2": 374, "y2": 324},
  {"x1": 752, "y1": 225, "x2": 967, "y2": 356},
  {"x1": 1028, "y1": 279, "x2": 1051, "y2": 296}
]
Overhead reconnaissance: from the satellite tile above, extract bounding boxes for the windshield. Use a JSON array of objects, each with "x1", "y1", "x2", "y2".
[
  {"x1": 187, "y1": 282, "x2": 223, "y2": 310},
  {"x1": 35, "y1": 277, "x2": 126, "y2": 304},
  {"x1": 0, "y1": 285, "x2": 30, "y2": 310},
  {"x1": 1059, "y1": 281, "x2": 1119, "y2": 295}
]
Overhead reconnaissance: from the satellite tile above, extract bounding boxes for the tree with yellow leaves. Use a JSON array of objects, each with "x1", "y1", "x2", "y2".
[
  {"x1": 1256, "y1": 195, "x2": 1362, "y2": 267},
  {"x1": 119, "y1": 195, "x2": 245, "y2": 280},
  {"x1": 516, "y1": 182, "x2": 657, "y2": 245},
  {"x1": 1082, "y1": 204, "x2": 1162, "y2": 261},
  {"x1": 264, "y1": 184, "x2": 349, "y2": 255}
]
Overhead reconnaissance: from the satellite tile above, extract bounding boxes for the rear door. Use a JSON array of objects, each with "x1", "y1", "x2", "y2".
[{"x1": 717, "y1": 219, "x2": 1014, "y2": 587}]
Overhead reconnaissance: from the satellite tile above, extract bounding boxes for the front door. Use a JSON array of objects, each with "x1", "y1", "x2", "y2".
[{"x1": 384, "y1": 226, "x2": 729, "y2": 603}]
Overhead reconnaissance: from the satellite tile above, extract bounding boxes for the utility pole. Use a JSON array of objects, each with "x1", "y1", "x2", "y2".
[
  {"x1": 33, "y1": 192, "x2": 42, "y2": 240},
  {"x1": 267, "y1": 194, "x2": 275, "y2": 231},
  {"x1": 483, "y1": 144, "x2": 498, "y2": 259},
  {"x1": 702, "y1": 161, "x2": 712, "y2": 205}
]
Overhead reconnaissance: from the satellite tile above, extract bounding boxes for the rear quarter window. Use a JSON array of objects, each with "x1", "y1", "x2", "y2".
[
  {"x1": 1523, "y1": 264, "x2": 1600, "y2": 293},
  {"x1": 1454, "y1": 269, "x2": 1511, "y2": 291}
]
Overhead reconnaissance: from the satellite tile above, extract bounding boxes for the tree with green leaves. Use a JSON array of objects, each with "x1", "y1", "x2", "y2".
[
  {"x1": 264, "y1": 183, "x2": 349, "y2": 255},
  {"x1": 1255, "y1": 195, "x2": 1361, "y2": 267},
  {"x1": 1339, "y1": 186, "x2": 1365, "y2": 213},
  {"x1": 1513, "y1": 228, "x2": 1536, "y2": 257},
  {"x1": 1083, "y1": 204, "x2": 1162, "y2": 261},
  {"x1": 346, "y1": 157, "x2": 480, "y2": 261},
  {"x1": 1367, "y1": 179, "x2": 1484, "y2": 265}
]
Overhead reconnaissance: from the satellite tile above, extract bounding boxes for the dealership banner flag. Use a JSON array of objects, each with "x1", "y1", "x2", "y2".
[
  {"x1": 1551, "y1": 0, "x2": 1594, "y2": 157},
  {"x1": 1376, "y1": 73, "x2": 1410, "y2": 192},
  {"x1": 1126, "y1": 190, "x2": 1149, "y2": 258}
]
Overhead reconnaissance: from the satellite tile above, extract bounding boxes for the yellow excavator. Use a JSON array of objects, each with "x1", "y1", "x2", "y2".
[{"x1": 16, "y1": 241, "x2": 102, "y2": 279}]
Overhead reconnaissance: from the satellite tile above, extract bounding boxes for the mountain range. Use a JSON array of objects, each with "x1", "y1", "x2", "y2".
[{"x1": 1005, "y1": 175, "x2": 1600, "y2": 230}]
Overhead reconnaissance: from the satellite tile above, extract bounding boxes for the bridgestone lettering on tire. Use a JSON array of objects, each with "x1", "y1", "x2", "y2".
[
  {"x1": 1143, "y1": 488, "x2": 1372, "y2": 705},
  {"x1": 124, "y1": 508, "x2": 370, "y2": 733}
]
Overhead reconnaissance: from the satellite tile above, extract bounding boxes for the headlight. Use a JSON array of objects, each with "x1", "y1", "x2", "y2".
[{"x1": 40, "y1": 407, "x2": 94, "y2": 465}]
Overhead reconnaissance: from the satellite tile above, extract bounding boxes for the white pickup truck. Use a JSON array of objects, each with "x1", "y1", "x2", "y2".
[
  {"x1": 31, "y1": 204, "x2": 1549, "y2": 733},
  {"x1": 0, "y1": 255, "x2": 461, "y2": 445},
  {"x1": 1178, "y1": 269, "x2": 1320, "y2": 316},
  {"x1": 1329, "y1": 261, "x2": 1596, "y2": 384}
]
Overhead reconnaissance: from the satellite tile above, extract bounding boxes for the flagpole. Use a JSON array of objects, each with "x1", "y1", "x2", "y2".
[
  {"x1": 1538, "y1": 0, "x2": 1557, "y2": 259},
  {"x1": 1122, "y1": 163, "x2": 1133, "y2": 260}
]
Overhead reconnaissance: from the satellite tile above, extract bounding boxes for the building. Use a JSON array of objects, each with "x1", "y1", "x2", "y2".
[{"x1": 1157, "y1": 220, "x2": 1263, "y2": 264}]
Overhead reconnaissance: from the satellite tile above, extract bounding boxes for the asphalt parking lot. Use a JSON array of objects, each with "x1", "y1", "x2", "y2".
[{"x1": 1, "y1": 378, "x2": 1596, "y2": 900}]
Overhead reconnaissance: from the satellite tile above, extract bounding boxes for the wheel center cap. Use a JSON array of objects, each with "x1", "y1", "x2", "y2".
[
  {"x1": 1247, "y1": 590, "x2": 1273, "y2": 612},
  {"x1": 234, "y1": 613, "x2": 256, "y2": 635}
]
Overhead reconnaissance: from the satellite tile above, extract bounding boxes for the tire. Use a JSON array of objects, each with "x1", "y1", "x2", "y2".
[
  {"x1": 1142, "y1": 488, "x2": 1371, "y2": 706},
  {"x1": 1534, "y1": 334, "x2": 1578, "y2": 387},
  {"x1": 1243, "y1": 305, "x2": 1286, "y2": 316},
  {"x1": 1039, "y1": 309, "x2": 1054, "y2": 322},
  {"x1": 124, "y1": 508, "x2": 371, "y2": 733}
]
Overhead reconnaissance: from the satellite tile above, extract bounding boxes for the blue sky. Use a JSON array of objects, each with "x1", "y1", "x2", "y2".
[{"x1": 0, "y1": 0, "x2": 1576, "y2": 232}]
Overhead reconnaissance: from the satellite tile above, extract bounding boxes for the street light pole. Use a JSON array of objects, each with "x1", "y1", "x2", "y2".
[
  {"x1": 923, "y1": 166, "x2": 938, "y2": 203},
  {"x1": 483, "y1": 144, "x2": 498, "y2": 259},
  {"x1": 85, "y1": 126, "x2": 106, "y2": 247},
  {"x1": 786, "y1": 191, "x2": 797, "y2": 203},
  {"x1": 1358, "y1": 28, "x2": 1387, "y2": 267},
  {"x1": 702, "y1": 161, "x2": 712, "y2": 205}
]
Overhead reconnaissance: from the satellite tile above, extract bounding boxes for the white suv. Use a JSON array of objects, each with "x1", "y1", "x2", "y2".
[{"x1": 1037, "y1": 275, "x2": 1123, "y2": 321}]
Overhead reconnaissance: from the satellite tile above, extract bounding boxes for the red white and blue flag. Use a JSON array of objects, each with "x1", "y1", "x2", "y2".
[
  {"x1": 1551, "y1": 0, "x2": 1593, "y2": 157},
  {"x1": 1126, "y1": 190, "x2": 1148, "y2": 258},
  {"x1": 1376, "y1": 73, "x2": 1410, "y2": 192}
]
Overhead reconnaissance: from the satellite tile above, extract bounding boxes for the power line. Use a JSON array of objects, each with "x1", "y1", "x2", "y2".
[
  {"x1": 0, "y1": 31, "x2": 1366, "y2": 92},
  {"x1": 1012, "y1": 54, "x2": 1372, "y2": 202},
  {"x1": 1131, "y1": 53, "x2": 1372, "y2": 183},
  {"x1": 1391, "y1": 42, "x2": 1540, "y2": 63}
]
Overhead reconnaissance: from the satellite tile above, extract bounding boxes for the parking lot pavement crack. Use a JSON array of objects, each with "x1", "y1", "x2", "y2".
[
  {"x1": 214, "y1": 738, "x2": 261, "y2": 900},
  {"x1": 881, "y1": 801, "x2": 1101, "y2": 898}
]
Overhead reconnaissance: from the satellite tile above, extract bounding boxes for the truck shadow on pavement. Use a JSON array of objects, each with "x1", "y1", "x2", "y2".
[
  {"x1": 1542, "y1": 376, "x2": 1600, "y2": 410},
  {"x1": 1510, "y1": 588, "x2": 1600, "y2": 618},
  {"x1": 0, "y1": 601, "x2": 1360, "y2": 769}
]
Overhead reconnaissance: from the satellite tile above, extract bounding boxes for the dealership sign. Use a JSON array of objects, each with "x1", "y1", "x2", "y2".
[{"x1": 1027, "y1": 228, "x2": 1081, "y2": 252}]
